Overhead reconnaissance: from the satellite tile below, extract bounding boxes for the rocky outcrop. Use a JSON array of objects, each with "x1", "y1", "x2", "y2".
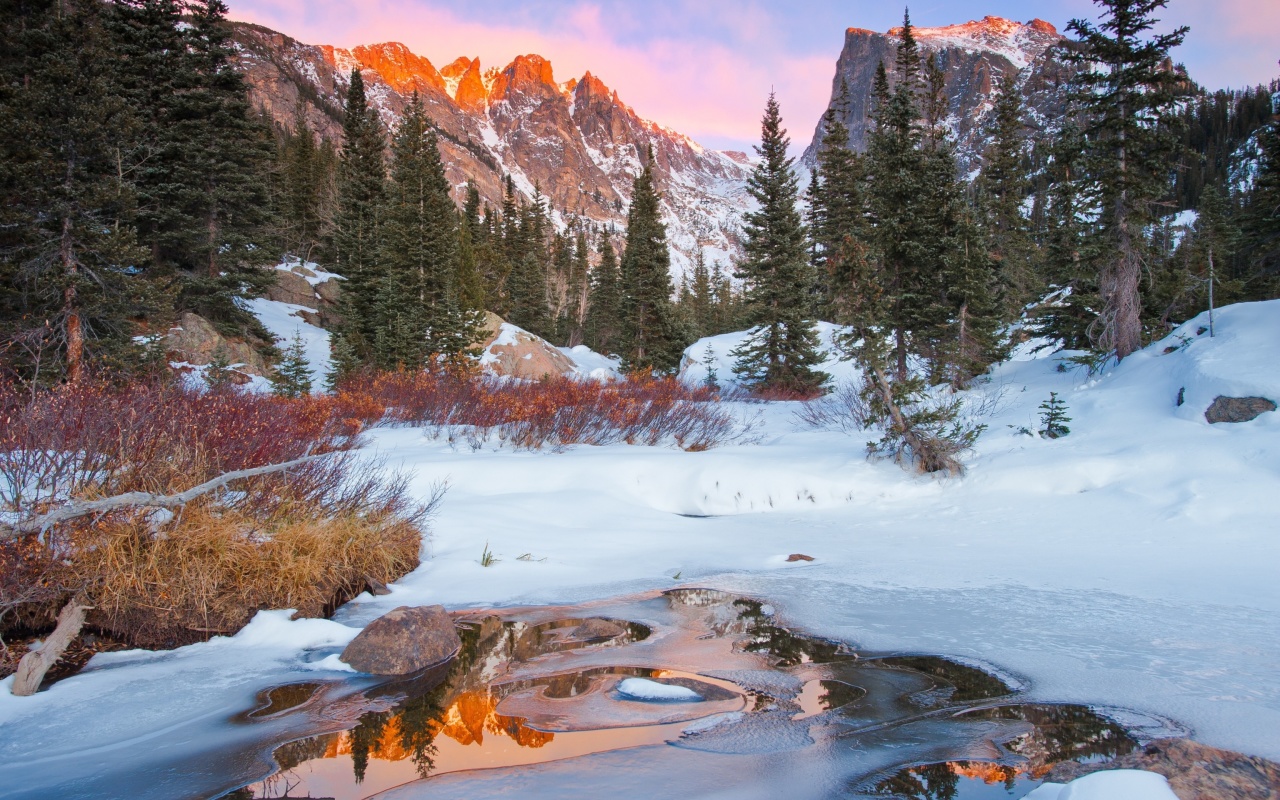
[
  {"x1": 228, "y1": 24, "x2": 752, "y2": 279},
  {"x1": 165, "y1": 312, "x2": 271, "y2": 380},
  {"x1": 340, "y1": 605, "x2": 461, "y2": 675},
  {"x1": 1205, "y1": 396, "x2": 1277, "y2": 424},
  {"x1": 478, "y1": 314, "x2": 577, "y2": 380},
  {"x1": 803, "y1": 16, "x2": 1071, "y2": 173},
  {"x1": 1045, "y1": 738, "x2": 1280, "y2": 800}
]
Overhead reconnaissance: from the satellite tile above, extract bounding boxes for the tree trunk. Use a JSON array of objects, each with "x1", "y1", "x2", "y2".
[
  {"x1": 61, "y1": 214, "x2": 83, "y2": 383},
  {"x1": 11, "y1": 600, "x2": 90, "y2": 696}
]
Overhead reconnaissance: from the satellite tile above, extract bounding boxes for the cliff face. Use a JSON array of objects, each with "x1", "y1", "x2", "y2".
[
  {"x1": 229, "y1": 23, "x2": 751, "y2": 277},
  {"x1": 802, "y1": 16, "x2": 1073, "y2": 172}
]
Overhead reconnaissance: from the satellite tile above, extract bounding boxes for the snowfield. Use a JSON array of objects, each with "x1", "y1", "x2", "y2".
[{"x1": 1, "y1": 301, "x2": 1278, "y2": 797}]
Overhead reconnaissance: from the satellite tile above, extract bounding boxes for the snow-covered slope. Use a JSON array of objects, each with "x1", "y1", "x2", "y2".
[{"x1": 3, "y1": 302, "x2": 1278, "y2": 796}]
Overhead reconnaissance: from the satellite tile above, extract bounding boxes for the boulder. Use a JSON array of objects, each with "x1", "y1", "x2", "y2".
[
  {"x1": 1205, "y1": 396, "x2": 1276, "y2": 424},
  {"x1": 477, "y1": 313, "x2": 576, "y2": 379},
  {"x1": 340, "y1": 605, "x2": 461, "y2": 675},
  {"x1": 314, "y1": 277, "x2": 342, "y2": 305},
  {"x1": 266, "y1": 268, "x2": 319, "y2": 308},
  {"x1": 1045, "y1": 738, "x2": 1280, "y2": 800},
  {"x1": 571, "y1": 617, "x2": 627, "y2": 640},
  {"x1": 165, "y1": 312, "x2": 270, "y2": 377}
]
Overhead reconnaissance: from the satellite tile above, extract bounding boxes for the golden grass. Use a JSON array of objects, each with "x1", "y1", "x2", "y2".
[{"x1": 76, "y1": 504, "x2": 422, "y2": 648}]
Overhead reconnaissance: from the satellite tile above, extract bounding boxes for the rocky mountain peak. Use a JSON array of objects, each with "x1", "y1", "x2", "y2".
[
  {"x1": 347, "y1": 42, "x2": 446, "y2": 95},
  {"x1": 228, "y1": 24, "x2": 753, "y2": 280},
  {"x1": 805, "y1": 16, "x2": 1071, "y2": 172},
  {"x1": 490, "y1": 54, "x2": 560, "y2": 103},
  {"x1": 887, "y1": 16, "x2": 1062, "y2": 69}
]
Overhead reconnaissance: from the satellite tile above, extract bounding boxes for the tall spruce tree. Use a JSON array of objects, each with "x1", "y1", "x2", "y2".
[
  {"x1": 332, "y1": 67, "x2": 387, "y2": 361},
  {"x1": 145, "y1": 0, "x2": 276, "y2": 343},
  {"x1": 731, "y1": 94, "x2": 825, "y2": 393},
  {"x1": 584, "y1": 238, "x2": 623, "y2": 355},
  {"x1": 0, "y1": 0, "x2": 154, "y2": 382},
  {"x1": 618, "y1": 156, "x2": 686, "y2": 373},
  {"x1": 376, "y1": 93, "x2": 482, "y2": 368},
  {"x1": 1240, "y1": 114, "x2": 1280, "y2": 289},
  {"x1": 976, "y1": 76, "x2": 1040, "y2": 316},
  {"x1": 1062, "y1": 0, "x2": 1189, "y2": 360},
  {"x1": 808, "y1": 102, "x2": 872, "y2": 324}
]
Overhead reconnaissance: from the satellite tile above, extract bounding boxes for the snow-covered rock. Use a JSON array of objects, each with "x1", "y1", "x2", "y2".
[{"x1": 1024, "y1": 770, "x2": 1179, "y2": 800}]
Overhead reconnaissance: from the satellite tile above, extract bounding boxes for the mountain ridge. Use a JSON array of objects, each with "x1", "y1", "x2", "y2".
[{"x1": 230, "y1": 23, "x2": 752, "y2": 277}]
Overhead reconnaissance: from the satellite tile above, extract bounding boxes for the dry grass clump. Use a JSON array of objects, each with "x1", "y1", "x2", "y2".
[
  {"x1": 1, "y1": 378, "x2": 434, "y2": 656},
  {"x1": 78, "y1": 503, "x2": 424, "y2": 648}
]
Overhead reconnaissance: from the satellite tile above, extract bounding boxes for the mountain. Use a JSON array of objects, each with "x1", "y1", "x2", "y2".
[
  {"x1": 802, "y1": 16, "x2": 1073, "y2": 172},
  {"x1": 229, "y1": 23, "x2": 752, "y2": 277}
]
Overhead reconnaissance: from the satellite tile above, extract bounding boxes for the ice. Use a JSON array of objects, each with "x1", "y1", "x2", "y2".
[
  {"x1": 1025, "y1": 770, "x2": 1180, "y2": 800},
  {"x1": 617, "y1": 677, "x2": 703, "y2": 702},
  {"x1": 1, "y1": 300, "x2": 1279, "y2": 797}
]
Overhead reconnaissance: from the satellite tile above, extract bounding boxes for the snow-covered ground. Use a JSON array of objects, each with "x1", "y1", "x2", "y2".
[{"x1": 1, "y1": 301, "x2": 1278, "y2": 797}]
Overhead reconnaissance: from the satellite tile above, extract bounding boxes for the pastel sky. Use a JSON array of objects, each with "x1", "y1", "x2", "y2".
[{"x1": 228, "y1": 0, "x2": 1279, "y2": 153}]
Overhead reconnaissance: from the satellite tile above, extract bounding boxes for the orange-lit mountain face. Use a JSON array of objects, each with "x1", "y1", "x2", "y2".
[
  {"x1": 230, "y1": 26, "x2": 751, "y2": 276},
  {"x1": 803, "y1": 16, "x2": 1071, "y2": 172}
]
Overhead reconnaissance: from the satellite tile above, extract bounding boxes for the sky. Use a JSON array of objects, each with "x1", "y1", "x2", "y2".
[{"x1": 228, "y1": 0, "x2": 1279, "y2": 153}]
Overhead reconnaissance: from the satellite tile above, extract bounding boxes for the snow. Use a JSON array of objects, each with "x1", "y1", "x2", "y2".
[
  {"x1": 243, "y1": 297, "x2": 332, "y2": 391},
  {"x1": 1024, "y1": 770, "x2": 1179, "y2": 800},
  {"x1": 559, "y1": 344, "x2": 622, "y2": 380},
  {"x1": 2, "y1": 301, "x2": 1280, "y2": 795},
  {"x1": 679, "y1": 322, "x2": 860, "y2": 389},
  {"x1": 616, "y1": 678, "x2": 703, "y2": 702}
]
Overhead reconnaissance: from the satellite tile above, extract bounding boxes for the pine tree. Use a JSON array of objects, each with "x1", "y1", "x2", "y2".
[
  {"x1": 281, "y1": 102, "x2": 327, "y2": 261},
  {"x1": 1038, "y1": 392, "x2": 1072, "y2": 439},
  {"x1": 808, "y1": 98, "x2": 871, "y2": 323},
  {"x1": 143, "y1": 0, "x2": 277, "y2": 344},
  {"x1": 1062, "y1": 0, "x2": 1189, "y2": 360},
  {"x1": 333, "y1": 67, "x2": 387, "y2": 356},
  {"x1": 0, "y1": 0, "x2": 155, "y2": 382},
  {"x1": 584, "y1": 238, "x2": 623, "y2": 354},
  {"x1": 377, "y1": 93, "x2": 483, "y2": 367},
  {"x1": 618, "y1": 155, "x2": 686, "y2": 373},
  {"x1": 1240, "y1": 115, "x2": 1280, "y2": 290},
  {"x1": 272, "y1": 331, "x2": 313, "y2": 398},
  {"x1": 976, "y1": 77, "x2": 1040, "y2": 316},
  {"x1": 731, "y1": 94, "x2": 825, "y2": 394}
]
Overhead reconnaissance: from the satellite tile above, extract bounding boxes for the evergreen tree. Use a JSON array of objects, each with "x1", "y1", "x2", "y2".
[
  {"x1": 808, "y1": 100, "x2": 871, "y2": 323},
  {"x1": 280, "y1": 102, "x2": 328, "y2": 261},
  {"x1": 272, "y1": 331, "x2": 313, "y2": 398},
  {"x1": 731, "y1": 94, "x2": 825, "y2": 394},
  {"x1": 1062, "y1": 0, "x2": 1189, "y2": 360},
  {"x1": 976, "y1": 76, "x2": 1040, "y2": 316},
  {"x1": 140, "y1": 0, "x2": 277, "y2": 343},
  {"x1": 1035, "y1": 122, "x2": 1099, "y2": 349},
  {"x1": 377, "y1": 93, "x2": 483, "y2": 367},
  {"x1": 1240, "y1": 114, "x2": 1280, "y2": 290},
  {"x1": 333, "y1": 67, "x2": 387, "y2": 355},
  {"x1": 686, "y1": 250, "x2": 716, "y2": 338},
  {"x1": 0, "y1": 0, "x2": 154, "y2": 382},
  {"x1": 584, "y1": 238, "x2": 623, "y2": 354},
  {"x1": 618, "y1": 156, "x2": 686, "y2": 373}
]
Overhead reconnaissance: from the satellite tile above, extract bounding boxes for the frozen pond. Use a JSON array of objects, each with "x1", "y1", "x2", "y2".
[{"x1": 1, "y1": 588, "x2": 1182, "y2": 800}]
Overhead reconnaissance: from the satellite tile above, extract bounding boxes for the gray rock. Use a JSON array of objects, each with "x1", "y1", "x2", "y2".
[
  {"x1": 266, "y1": 269, "x2": 318, "y2": 309},
  {"x1": 1205, "y1": 395, "x2": 1277, "y2": 424},
  {"x1": 571, "y1": 617, "x2": 626, "y2": 640},
  {"x1": 1045, "y1": 738, "x2": 1280, "y2": 800},
  {"x1": 340, "y1": 605, "x2": 460, "y2": 675}
]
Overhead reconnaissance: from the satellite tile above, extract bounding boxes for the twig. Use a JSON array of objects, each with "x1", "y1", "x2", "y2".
[{"x1": 3, "y1": 454, "x2": 330, "y2": 543}]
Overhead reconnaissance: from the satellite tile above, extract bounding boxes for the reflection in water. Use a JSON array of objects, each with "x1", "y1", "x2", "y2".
[
  {"x1": 872, "y1": 705, "x2": 1139, "y2": 798},
  {"x1": 223, "y1": 592, "x2": 1175, "y2": 800}
]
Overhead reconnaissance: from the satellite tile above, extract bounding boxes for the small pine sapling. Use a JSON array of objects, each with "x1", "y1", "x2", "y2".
[
  {"x1": 204, "y1": 346, "x2": 235, "y2": 391},
  {"x1": 273, "y1": 332, "x2": 313, "y2": 398},
  {"x1": 702, "y1": 344, "x2": 719, "y2": 390},
  {"x1": 1038, "y1": 392, "x2": 1072, "y2": 439}
]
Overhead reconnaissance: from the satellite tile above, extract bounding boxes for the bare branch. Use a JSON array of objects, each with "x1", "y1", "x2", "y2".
[{"x1": 3, "y1": 454, "x2": 330, "y2": 542}]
